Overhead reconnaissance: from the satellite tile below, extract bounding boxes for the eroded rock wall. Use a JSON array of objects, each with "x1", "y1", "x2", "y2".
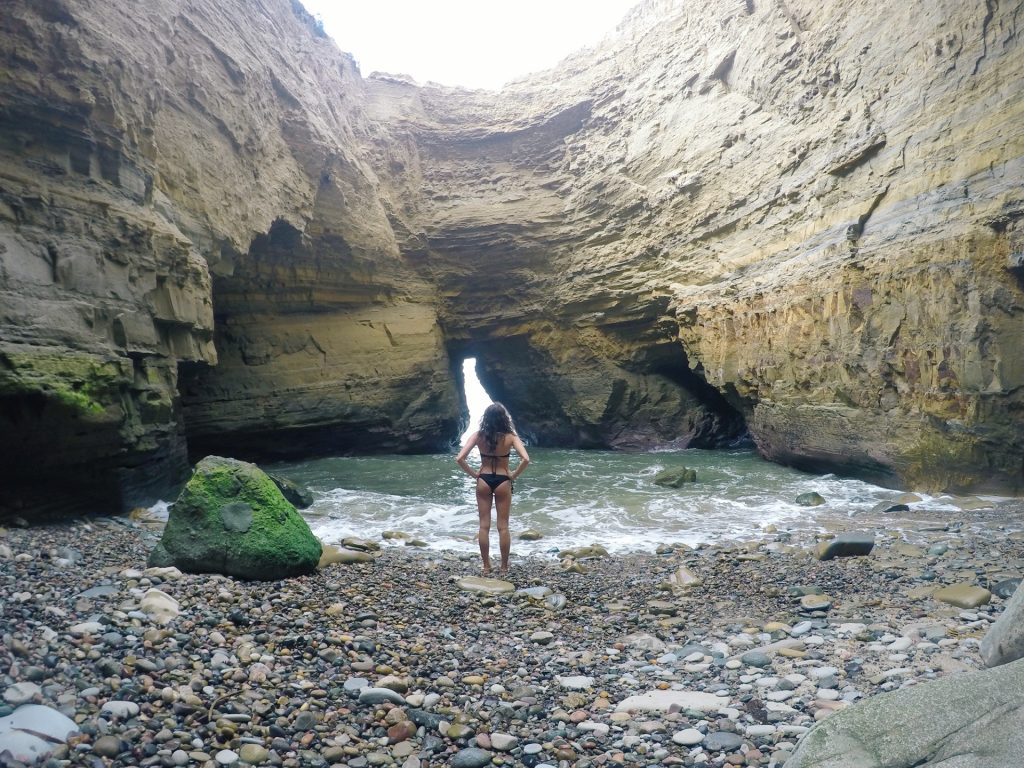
[
  {"x1": 1, "y1": 0, "x2": 1022, "y2": 510},
  {"x1": 365, "y1": 0, "x2": 1024, "y2": 491},
  {"x1": 0, "y1": 0, "x2": 461, "y2": 513}
]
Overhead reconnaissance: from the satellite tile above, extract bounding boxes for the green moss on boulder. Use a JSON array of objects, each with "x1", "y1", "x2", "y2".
[{"x1": 151, "y1": 456, "x2": 322, "y2": 580}]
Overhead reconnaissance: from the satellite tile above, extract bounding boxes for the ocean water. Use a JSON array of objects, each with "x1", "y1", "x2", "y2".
[{"x1": 265, "y1": 448, "x2": 989, "y2": 555}]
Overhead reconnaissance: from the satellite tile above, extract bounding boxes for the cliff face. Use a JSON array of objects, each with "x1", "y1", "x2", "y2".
[
  {"x1": 0, "y1": 0, "x2": 1021, "y2": 513},
  {"x1": 0, "y1": 0, "x2": 460, "y2": 512}
]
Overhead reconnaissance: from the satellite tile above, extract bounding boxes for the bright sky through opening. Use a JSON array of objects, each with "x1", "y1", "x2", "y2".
[
  {"x1": 299, "y1": 1, "x2": 640, "y2": 90},
  {"x1": 460, "y1": 358, "x2": 492, "y2": 445}
]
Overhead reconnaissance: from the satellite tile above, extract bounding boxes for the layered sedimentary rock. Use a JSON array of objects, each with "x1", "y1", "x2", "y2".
[
  {"x1": 370, "y1": 0, "x2": 1024, "y2": 490},
  {"x1": 1, "y1": 0, "x2": 1022, "y2": 512},
  {"x1": 0, "y1": 0, "x2": 460, "y2": 511}
]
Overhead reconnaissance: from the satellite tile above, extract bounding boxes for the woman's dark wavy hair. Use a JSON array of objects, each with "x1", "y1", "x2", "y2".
[{"x1": 479, "y1": 402, "x2": 516, "y2": 449}]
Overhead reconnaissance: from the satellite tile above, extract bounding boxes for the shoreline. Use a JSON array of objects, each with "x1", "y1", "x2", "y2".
[{"x1": 0, "y1": 514, "x2": 1020, "y2": 766}]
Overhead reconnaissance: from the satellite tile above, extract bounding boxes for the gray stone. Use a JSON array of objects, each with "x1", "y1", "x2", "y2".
[
  {"x1": 407, "y1": 709, "x2": 444, "y2": 731},
  {"x1": 993, "y1": 578, "x2": 1021, "y2": 600},
  {"x1": 343, "y1": 677, "x2": 370, "y2": 691},
  {"x1": 101, "y1": 700, "x2": 140, "y2": 719},
  {"x1": 786, "y1": 657, "x2": 1024, "y2": 768},
  {"x1": 741, "y1": 651, "x2": 772, "y2": 668},
  {"x1": 2, "y1": 684, "x2": 39, "y2": 706},
  {"x1": 77, "y1": 585, "x2": 119, "y2": 598},
  {"x1": 815, "y1": 532, "x2": 875, "y2": 560},
  {"x1": 358, "y1": 687, "x2": 406, "y2": 705},
  {"x1": 93, "y1": 735, "x2": 123, "y2": 757},
  {"x1": 449, "y1": 747, "x2": 494, "y2": 768},
  {"x1": 704, "y1": 731, "x2": 744, "y2": 752}
]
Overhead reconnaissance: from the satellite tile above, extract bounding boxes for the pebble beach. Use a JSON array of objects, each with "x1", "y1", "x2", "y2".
[{"x1": 2, "y1": 502, "x2": 1023, "y2": 768}]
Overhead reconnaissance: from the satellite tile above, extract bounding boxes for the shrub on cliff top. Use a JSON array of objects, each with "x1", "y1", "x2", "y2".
[{"x1": 149, "y1": 456, "x2": 322, "y2": 580}]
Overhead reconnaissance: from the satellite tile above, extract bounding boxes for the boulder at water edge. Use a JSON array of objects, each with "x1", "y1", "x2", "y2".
[
  {"x1": 785, "y1": 657, "x2": 1024, "y2": 768},
  {"x1": 149, "y1": 456, "x2": 321, "y2": 580}
]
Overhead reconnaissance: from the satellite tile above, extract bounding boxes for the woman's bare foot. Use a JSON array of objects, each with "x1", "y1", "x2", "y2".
[{"x1": 481, "y1": 566, "x2": 492, "y2": 577}]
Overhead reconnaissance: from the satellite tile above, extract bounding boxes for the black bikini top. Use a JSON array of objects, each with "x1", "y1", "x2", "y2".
[{"x1": 479, "y1": 447, "x2": 511, "y2": 474}]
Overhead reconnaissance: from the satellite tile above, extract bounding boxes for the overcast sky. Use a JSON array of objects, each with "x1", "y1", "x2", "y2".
[{"x1": 299, "y1": 0, "x2": 640, "y2": 90}]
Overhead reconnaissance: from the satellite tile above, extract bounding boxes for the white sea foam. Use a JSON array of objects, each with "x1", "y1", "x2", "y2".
[{"x1": 274, "y1": 448, "x2": 1009, "y2": 556}]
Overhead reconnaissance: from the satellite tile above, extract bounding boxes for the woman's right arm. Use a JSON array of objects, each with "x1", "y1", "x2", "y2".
[{"x1": 456, "y1": 431, "x2": 481, "y2": 479}]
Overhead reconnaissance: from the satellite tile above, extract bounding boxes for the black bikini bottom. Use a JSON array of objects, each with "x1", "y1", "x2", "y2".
[{"x1": 479, "y1": 473, "x2": 511, "y2": 491}]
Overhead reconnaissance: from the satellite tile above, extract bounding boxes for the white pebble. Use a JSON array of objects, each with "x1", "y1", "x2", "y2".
[{"x1": 672, "y1": 728, "x2": 704, "y2": 746}]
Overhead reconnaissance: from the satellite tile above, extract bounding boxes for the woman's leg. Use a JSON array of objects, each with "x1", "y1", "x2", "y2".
[
  {"x1": 494, "y1": 481, "x2": 513, "y2": 574},
  {"x1": 476, "y1": 479, "x2": 494, "y2": 574}
]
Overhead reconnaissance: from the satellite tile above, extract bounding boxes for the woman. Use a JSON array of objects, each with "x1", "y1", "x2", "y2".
[{"x1": 456, "y1": 402, "x2": 530, "y2": 576}]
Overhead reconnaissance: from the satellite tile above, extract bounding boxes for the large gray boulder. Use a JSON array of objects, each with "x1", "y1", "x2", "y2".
[
  {"x1": 149, "y1": 456, "x2": 322, "y2": 580},
  {"x1": 981, "y1": 580, "x2": 1024, "y2": 667},
  {"x1": 785, "y1": 657, "x2": 1024, "y2": 768}
]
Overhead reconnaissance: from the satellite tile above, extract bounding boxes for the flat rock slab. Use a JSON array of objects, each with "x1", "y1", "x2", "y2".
[
  {"x1": 933, "y1": 584, "x2": 992, "y2": 608},
  {"x1": 615, "y1": 690, "x2": 722, "y2": 713},
  {"x1": 319, "y1": 546, "x2": 374, "y2": 566},
  {"x1": 815, "y1": 533, "x2": 875, "y2": 560},
  {"x1": 457, "y1": 576, "x2": 515, "y2": 594},
  {"x1": 785, "y1": 657, "x2": 1024, "y2": 768}
]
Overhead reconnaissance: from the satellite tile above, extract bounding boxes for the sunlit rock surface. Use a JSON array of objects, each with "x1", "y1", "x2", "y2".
[{"x1": 1, "y1": 0, "x2": 1021, "y2": 512}]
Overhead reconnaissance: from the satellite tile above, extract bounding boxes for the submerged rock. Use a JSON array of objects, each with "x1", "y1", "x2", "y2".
[
  {"x1": 149, "y1": 456, "x2": 321, "y2": 580},
  {"x1": 653, "y1": 467, "x2": 697, "y2": 487},
  {"x1": 795, "y1": 492, "x2": 826, "y2": 507}
]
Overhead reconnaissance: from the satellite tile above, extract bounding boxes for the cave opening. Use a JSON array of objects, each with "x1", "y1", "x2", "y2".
[{"x1": 458, "y1": 357, "x2": 495, "y2": 445}]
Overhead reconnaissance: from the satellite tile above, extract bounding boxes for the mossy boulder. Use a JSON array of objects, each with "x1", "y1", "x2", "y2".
[
  {"x1": 653, "y1": 467, "x2": 697, "y2": 487},
  {"x1": 149, "y1": 456, "x2": 321, "y2": 580}
]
